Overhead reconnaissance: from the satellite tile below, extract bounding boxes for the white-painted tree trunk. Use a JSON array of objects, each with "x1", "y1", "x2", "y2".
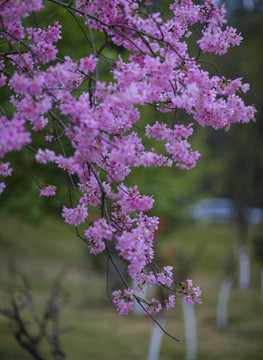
[
  {"x1": 239, "y1": 245, "x2": 250, "y2": 290},
  {"x1": 182, "y1": 302, "x2": 197, "y2": 360},
  {"x1": 217, "y1": 276, "x2": 233, "y2": 329},
  {"x1": 147, "y1": 314, "x2": 165, "y2": 360}
]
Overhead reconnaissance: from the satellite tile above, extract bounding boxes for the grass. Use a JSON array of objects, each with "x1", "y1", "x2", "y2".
[{"x1": 0, "y1": 214, "x2": 263, "y2": 359}]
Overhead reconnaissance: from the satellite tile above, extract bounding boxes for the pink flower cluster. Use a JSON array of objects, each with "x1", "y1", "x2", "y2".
[
  {"x1": 0, "y1": 162, "x2": 12, "y2": 177},
  {"x1": 0, "y1": 0, "x2": 256, "y2": 318},
  {"x1": 27, "y1": 22, "x2": 62, "y2": 63},
  {"x1": 62, "y1": 204, "x2": 88, "y2": 226},
  {"x1": 0, "y1": 182, "x2": 6, "y2": 194},
  {"x1": 183, "y1": 280, "x2": 202, "y2": 305},
  {"x1": 112, "y1": 289, "x2": 134, "y2": 315},
  {"x1": 0, "y1": 115, "x2": 31, "y2": 158},
  {"x1": 40, "y1": 185, "x2": 57, "y2": 197},
  {"x1": 183, "y1": 289, "x2": 202, "y2": 305},
  {"x1": 0, "y1": 0, "x2": 43, "y2": 41},
  {"x1": 145, "y1": 298, "x2": 163, "y2": 315},
  {"x1": 146, "y1": 122, "x2": 200, "y2": 169},
  {"x1": 84, "y1": 218, "x2": 115, "y2": 254}
]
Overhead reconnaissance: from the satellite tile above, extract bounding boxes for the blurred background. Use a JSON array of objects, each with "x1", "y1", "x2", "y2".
[{"x1": 0, "y1": 0, "x2": 263, "y2": 359}]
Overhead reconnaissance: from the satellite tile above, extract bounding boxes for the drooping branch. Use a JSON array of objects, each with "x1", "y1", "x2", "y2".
[{"x1": 0, "y1": 0, "x2": 255, "y2": 340}]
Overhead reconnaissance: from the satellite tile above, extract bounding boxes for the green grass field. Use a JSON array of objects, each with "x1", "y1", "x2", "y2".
[{"x1": 0, "y1": 214, "x2": 263, "y2": 360}]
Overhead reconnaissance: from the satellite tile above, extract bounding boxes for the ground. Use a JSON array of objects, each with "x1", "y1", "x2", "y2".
[{"x1": 0, "y1": 214, "x2": 262, "y2": 359}]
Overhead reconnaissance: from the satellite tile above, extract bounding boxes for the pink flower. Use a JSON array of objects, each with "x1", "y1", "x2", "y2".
[
  {"x1": 79, "y1": 55, "x2": 98, "y2": 73},
  {"x1": 144, "y1": 298, "x2": 162, "y2": 315},
  {"x1": 112, "y1": 289, "x2": 134, "y2": 315},
  {"x1": 40, "y1": 185, "x2": 57, "y2": 197},
  {"x1": 0, "y1": 162, "x2": 12, "y2": 177},
  {"x1": 157, "y1": 267, "x2": 174, "y2": 287},
  {"x1": 0, "y1": 73, "x2": 7, "y2": 87},
  {"x1": 166, "y1": 295, "x2": 175, "y2": 310},
  {"x1": 0, "y1": 115, "x2": 31, "y2": 158},
  {"x1": 84, "y1": 218, "x2": 115, "y2": 254},
  {"x1": 183, "y1": 296, "x2": 194, "y2": 306},
  {"x1": 185, "y1": 279, "x2": 193, "y2": 290},
  {"x1": 0, "y1": 182, "x2": 6, "y2": 194},
  {"x1": 62, "y1": 204, "x2": 88, "y2": 226},
  {"x1": 192, "y1": 286, "x2": 202, "y2": 304},
  {"x1": 35, "y1": 149, "x2": 56, "y2": 164}
]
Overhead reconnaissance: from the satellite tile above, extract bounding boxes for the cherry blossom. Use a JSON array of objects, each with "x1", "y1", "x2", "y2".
[
  {"x1": 62, "y1": 204, "x2": 88, "y2": 226},
  {"x1": 0, "y1": 0, "x2": 257, "y2": 325},
  {"x1": 112, "y1": 289, "x2": 134, "y2": 315},
  {"x1": 84, "y1": 218, "x2": 115, "y2": 254},
  {"x1": 40, "y1": 185, "x2": 57, "y2": 197},
  {"x1": 0, "y1": 182, "x2": 6, "y2": 194}
]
